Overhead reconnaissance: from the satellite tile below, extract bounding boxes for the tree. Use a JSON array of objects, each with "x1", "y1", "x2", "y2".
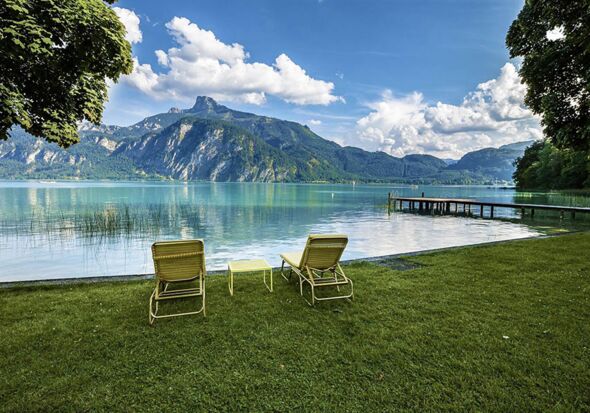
[
  {"x1": 512, "y1": 141, "x2": 589, "y2": 189},
  {"x1": 513, "y1": 140, "x2": 545, "y2": 189},
  {"x1": 0, "y1": 0, "x2": 132, "y2": 147},
  {"x1": 506, "y1": 0, "x2": 590, "y2": 152}
]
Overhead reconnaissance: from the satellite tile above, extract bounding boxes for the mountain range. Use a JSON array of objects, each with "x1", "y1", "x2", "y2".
[{"x1": 0, "y1": 96, "x2": 533, "y2": 183}]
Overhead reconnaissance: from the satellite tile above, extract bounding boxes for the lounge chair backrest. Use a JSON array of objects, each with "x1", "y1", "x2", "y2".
[
  {"x1": 300, "y1": 234, "x2": 348, "y2": 270},
  {"x1": 152, "y1": 239, "x2": 205, "y2": 282}
]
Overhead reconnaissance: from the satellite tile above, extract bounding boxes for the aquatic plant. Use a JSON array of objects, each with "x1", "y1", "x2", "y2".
[{"x1": 0, "y1": 203, "x2": 205, "y2": 240}]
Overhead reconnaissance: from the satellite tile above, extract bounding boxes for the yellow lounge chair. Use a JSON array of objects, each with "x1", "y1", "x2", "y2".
[
  {"x1": 280, "y1": 234, "x2": 353, "y2": 306},
  {"x1": 149, "y1": 239, "x2": 206, "y2": 325}
]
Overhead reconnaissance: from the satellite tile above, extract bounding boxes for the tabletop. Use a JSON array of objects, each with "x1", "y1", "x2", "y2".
[{"x1": 228, "y1": 259, "x2": 272, "y2": 272}]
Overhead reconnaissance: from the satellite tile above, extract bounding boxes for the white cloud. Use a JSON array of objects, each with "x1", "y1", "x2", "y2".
[
  {"x1": 154, "y1": 50, "x2": 168, "y2": 66},
  {"x1": 126, "y1": 57, "x2": 159, "y2": 92},
  {"x1": 165, "y1": 17, "x2": 246, "y2": 64},
  {"x1": 353, "y1": 63, "x2": 542, "y2": 158},
  {"x1": 309, "y1": 119, "x2": 322, "y2": 126},
  {"x1": 123, "y1": 17, "x2": 342, "y2": 106},
  {"x1": 113, "y1": 7, "x2": 142, "y2": 45}
]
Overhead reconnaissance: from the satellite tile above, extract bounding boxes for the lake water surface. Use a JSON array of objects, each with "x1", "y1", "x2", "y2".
[{"x1": 1, "y1": 181, "x2": 588, "y2": 282}]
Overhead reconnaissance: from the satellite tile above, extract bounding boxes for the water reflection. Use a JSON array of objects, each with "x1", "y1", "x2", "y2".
[{"x1": 0, "y1": 181, "x2": 588, "y2": 281}]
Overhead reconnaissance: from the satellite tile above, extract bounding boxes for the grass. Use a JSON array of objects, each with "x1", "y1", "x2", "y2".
[{"x1": 1, "y1": 233, "x2": 589, "y2": 411}]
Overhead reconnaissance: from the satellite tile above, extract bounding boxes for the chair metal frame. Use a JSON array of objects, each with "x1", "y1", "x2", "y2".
[
  {"x1": 149, "y1": 240, "x2": 206, "y2": 325},
  {"x1": 280, "y1": 235, "x2": 354, "y2": 306}
]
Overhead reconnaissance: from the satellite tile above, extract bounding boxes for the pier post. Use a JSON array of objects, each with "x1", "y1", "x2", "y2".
[
  {"x1": 531, "y1": 208, "x2": 535, "y2": 218},
  {"x1": 480, "y1": 204, "x2": 484, "y2": 217},
  {"x1": 490, "y1": 206, "x2": 494, "y2": 218}
]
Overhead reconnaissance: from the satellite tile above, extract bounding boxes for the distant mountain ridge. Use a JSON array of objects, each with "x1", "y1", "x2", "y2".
[
  {"x1": 0, "y1": 97, "x2": 533, "y2": 183},
  {"x1": 447, "y1": 140, "x2": 534, "y2": 181}
]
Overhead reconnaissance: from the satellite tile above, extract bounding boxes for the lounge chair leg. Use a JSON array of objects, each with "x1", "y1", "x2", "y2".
[
  {"x1": 332, "y1": 269, "x2": 341, "y2": 292},
  {"x1": 299, "y1": 276, "x2": 303, "y2": 296},
  {"x1": 202, "y1": 278, "x2": 206, "y2": 317},
  {"x1": 149, "y1": 289, "x2": 157, "y2": 325},
  {"x1": 280, "y1": 260, "x2": 291, "y2": 282},
  {"x1": 300, "y1": 280, "x2": 315, "y2": 307}
]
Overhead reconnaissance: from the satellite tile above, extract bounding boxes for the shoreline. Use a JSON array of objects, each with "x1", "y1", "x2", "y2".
[{"x1": 1, "y1": 231, "x2": 582, "y2": 289}]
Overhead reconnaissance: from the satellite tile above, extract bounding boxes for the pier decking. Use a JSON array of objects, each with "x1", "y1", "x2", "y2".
[{"x1": 388, "y1": 193, "x2": 590, "y2": 219}]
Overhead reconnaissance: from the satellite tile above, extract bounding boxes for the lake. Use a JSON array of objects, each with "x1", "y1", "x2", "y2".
[{"x1": 1, "y1": 181, "x2": 588, "y2": 282}]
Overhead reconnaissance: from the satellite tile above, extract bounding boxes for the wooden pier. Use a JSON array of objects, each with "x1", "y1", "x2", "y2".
[{"x1": 387, "y1": 193, "x2": 590, "y2": 219}]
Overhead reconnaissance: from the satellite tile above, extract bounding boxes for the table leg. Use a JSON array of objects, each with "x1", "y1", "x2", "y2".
[{"x1": 228, "y1": 268, "x2": 233, "y2": 296}]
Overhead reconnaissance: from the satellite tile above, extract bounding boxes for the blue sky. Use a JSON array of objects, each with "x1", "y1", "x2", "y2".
[{"x1": 107, "y1": 0, "x2": 541, "y2": 159}]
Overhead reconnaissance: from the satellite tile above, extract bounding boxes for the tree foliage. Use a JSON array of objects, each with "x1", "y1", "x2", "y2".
[
  {"x1": 0, "y1": 0, "x2": 132, "y2": 147},
  {"x1": 513, "y1": 141, "x2": 589, "y2": 189},
  {"x1": 506, "y1": 0, "x2": 590, "y2": 152}
]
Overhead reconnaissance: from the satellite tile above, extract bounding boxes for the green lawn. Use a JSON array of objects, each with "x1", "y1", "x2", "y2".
[{"x1": 1, "y1": 234, "x2": 589, "y2": 412}]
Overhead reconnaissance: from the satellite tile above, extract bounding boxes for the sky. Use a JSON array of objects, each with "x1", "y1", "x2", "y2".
[{"x1": 106, "y1": 0, "x2": 542, "y2": 159}]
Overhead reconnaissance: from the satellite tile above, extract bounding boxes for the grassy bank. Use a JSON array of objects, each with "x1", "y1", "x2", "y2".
[{"x1": 1, "y1": 234, "x2": 589, "y2": 411}]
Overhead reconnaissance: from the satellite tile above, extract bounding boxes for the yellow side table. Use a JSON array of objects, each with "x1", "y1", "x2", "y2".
[{"x1": 227, "y1": 259, "x2": 273, "y2": 296}]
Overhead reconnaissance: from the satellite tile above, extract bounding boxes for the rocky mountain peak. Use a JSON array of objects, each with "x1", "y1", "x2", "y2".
[{"x1": 190, "y1": 96, "x2": 220, "y2": 112}]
